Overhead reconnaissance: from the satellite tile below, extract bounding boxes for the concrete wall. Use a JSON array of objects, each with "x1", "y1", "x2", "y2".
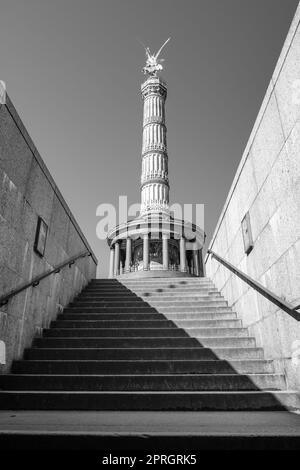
[
  {"x1": 205, "y1": 5, "x2": 300, "y2": 390},
  {"x1": 0, "y1": 94, "x2": 97, "y2": 373}
]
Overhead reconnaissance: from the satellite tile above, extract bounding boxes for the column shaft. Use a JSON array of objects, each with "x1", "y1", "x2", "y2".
[
  {"x1": 114, "y1": 242, "x2": 120, "y2": 276},
  {"x1": 162, "y1": 236, "x2": 169, "y2": 270},
  {"x1": 125, "y1": 238, "x2": 132, "y2": 272},
  {"x1": 193, "y1": 250, "x2": 199, "y2": 277},
  {"x1": 108, "y1": 247, "x2": 115, "y2": 278},
  {"x1": 143, "y1": 234, "x2": 149, "y2": 270},
  {"x1": 180, "y1": 237, "x2": 187, "y2": 272}
]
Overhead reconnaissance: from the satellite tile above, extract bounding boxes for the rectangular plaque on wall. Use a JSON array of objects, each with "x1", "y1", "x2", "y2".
[
  {"x1": 241, "y1": 212, "x2": 254, "y2": 255},
  {"x1": 34, "y1": 216, "x2": 48, "y2": 257}
]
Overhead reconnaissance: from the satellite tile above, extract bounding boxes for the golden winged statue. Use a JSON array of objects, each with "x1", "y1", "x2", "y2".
[{"x1": 141, "y1": 38, "x2": 171, "y2": 76}]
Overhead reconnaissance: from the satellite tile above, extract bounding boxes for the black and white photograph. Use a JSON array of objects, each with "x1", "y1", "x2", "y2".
[{"x1": 0, "y1": 0, "x2": 300, "y2": 460}]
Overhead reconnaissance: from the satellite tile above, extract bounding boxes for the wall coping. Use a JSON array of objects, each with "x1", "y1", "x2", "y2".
[{"x1": 4, "y1": 94, "x2": 98, "y2": 266}]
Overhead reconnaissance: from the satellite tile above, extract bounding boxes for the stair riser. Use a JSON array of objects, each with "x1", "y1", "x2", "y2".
[
  {"x1": 142, "y1": 301, "x2": 228, "y2": 308},
  {"x1": 63, "y1": 307, "x2": 233, "y2": 313},
  {"x1": 58, "y1": 313, "x2": 238, "y2": 320},
  {"x1": 121, "y1": 287, "x2": 217, "y2": 292},
  {"x1": 156, "y1": 307, "x2": 234, "y2": 313},
  {"x1": 72, "y1": 300, "x2": 227, "y2": 306},
  {"x1": 25, "y1": 347, "x2": 265, "y2": 360},
  {"x1": 121, "y1": 281, "x2": 214, "y2": 286},
  {"x1": 64, "y1": 308, "x2": 158, "y2": 313},
  {"x1": 70, "y1": 302, "x2": 153, "y2": 308},
  {"x1": 126, "y1": 289, "x2": 217, "y2": 295},
  {"x1": 71, "y1": 301, "x2": 229, "y2": 309},
  {"x1": 43, "y1": 328, "x2": 248, "y2": 338},
  {"x1": 51, "y1": 320, "x2": 242, "y2": 328},
  {"x1": 140, "y1": 296, "x2": 222, "y2": 301},
  {"x1": 44, "y1": 329, "x2": 189, "y2": 338},
  {"x1": 0, "y1": 375, "x2": 285, "y2": 391},
  {"x1": 13, "y1": 360, "x2": 274, "y2": 375},
  {"x1": 123, "y1": 281, "x2": 215, "y2": 284},
  {"x1": 1, "y1": 392, "x2": 297, "y2": 411},
  {"x1": 84, "y1": 284, "x2": 218, "y2": 293},
  {"x1": 32, "y1": 337, "x2": 256, "y2": 348},
  {"x1": 79, "y1": 293, "x2": 139, "y2": 297},
  {"x1": 77, "y1": 297, "x2": 223, "y2": 303}
]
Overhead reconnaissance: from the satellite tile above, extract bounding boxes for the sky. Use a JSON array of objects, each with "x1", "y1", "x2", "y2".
[{"x1": 0, "y1": 0, "x2": 298, "y2": 277}]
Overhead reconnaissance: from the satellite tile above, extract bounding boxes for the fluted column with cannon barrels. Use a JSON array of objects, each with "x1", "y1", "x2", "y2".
[
  {"x1": 106, "y1": 40, "x2": 205, "y2": 278},
  {"x1": 140, "y1": 77, "x2": 169, "y2": 216}
]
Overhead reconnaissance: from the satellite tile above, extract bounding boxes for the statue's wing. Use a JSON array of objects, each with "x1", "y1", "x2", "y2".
[
  {"x1": 137, "y1": 37, "x2": 151, "y2": 59},
  {"x1": 154, "y1": 37, "x2": 171, "y2": 60}
]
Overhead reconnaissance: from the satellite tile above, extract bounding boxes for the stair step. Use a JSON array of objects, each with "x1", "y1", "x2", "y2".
[
  {"x1": 86, "y1": 285, "x2": 216, "y2": 290},
  {"x1": 139, "y1": 295, "x2": 222, "y2": 301},
  {"x1": 43, "y1": 327, "x2": 248, "y2": 338},
  {"x1": 63, "y1": 307, "x2": 158, "y2": 313},
  {"x1": 32, "y1": 337, "x2": 256, "y2": 348},
  {"x1": 44, "y1": 328, "x2": 189, "y2": 338},
  {"x1": 25, "y1": 346, "x2": 265, "y2": 361},
  {"x1": 13, "y1": 359, "x2": 275, "y2": 375},
  {"x1": 72, "y1": 300, "x2": 227, "y2": 307},
  {"x1": 155, "y1": 307, "x2": 234, "y2": 313},
  {"x1": 63, "y1": 306, "x2": 233, "y2": 314},
  {"x1": 77, "y1": 296, "x2": 222, "y2": 303},
  {"x1": 58, "y1": 312, "x2": 238, "y2": 320},
  {"x1": 51, "y1": 319, "x2": 242, "y2": 328},
  {"x1": 1, "y1": 391, "x2": 298, "y2": 411},
  {"x1": 70, "y1": 302, "x2": 153, "y2": 308},
  {"x1": 123, "y1": 287, "x2": 218, "y2": 292},
  {"x1": 119, "y1": 278, "x2": 214, "y2": 287},
  {"x1": 140, "y1": 301, "x2": 228, "y2": 307},
  {"x1": 76, "y1": 294, "x2": 142, "y2": 300},
  {"x1": 0, "y1": 373, "x2": 286, "y2": 391}
]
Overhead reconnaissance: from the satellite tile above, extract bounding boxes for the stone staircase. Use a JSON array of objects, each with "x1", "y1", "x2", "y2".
[{"x1": 0, "y1": 277, "x2": 299, "y2": 411}]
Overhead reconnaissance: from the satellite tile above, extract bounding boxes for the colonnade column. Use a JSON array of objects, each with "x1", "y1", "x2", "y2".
[
  {"x1": 180, "y1": 237, "x2": 187, "y2": 273},
  {"x1": 125, "y1": 238, "x2": 132, "y2": 273},
  {"x1": 162, "y1": 235, "x2": 169, "y2": 270},
  {"x1": 114, "y1": 242, "x2": 120, "y2": 276},
  {"x1": 193, "y1": 249, "x2": 199, "y2": 277},
  {"x1": 143, "y1": 234, "x2": 149, "y2": 270},
  {"x1": 108, "y1": 246, "x2": 115, "y2": 278}
]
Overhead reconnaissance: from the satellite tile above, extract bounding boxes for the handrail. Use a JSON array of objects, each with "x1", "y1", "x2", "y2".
[
  {"x1": 207, "y1": 249, "x2": 300, "y2": 321},
  {"x1": 0, "y1": 251, "x2": 92, "y2": 307}
]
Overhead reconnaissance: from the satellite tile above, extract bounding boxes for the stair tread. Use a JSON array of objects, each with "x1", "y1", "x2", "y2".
[
  {"x1": 0, "y1": 390, "x2": 296, "y2": 395},
  {"x1": 4, "y1": 373, "x2": 283, "y2": 377}
]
